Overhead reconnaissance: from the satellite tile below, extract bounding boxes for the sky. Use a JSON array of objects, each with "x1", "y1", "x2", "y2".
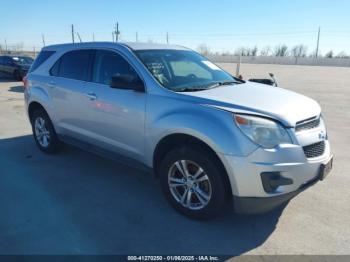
[{"x1": 1, "y1": 0, "x2": 350, "y2": 55}]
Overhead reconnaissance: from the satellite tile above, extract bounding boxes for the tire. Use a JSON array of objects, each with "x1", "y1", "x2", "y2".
[
  {"x1": 31, "y1": 109, "x2": 61, "y2": 153},
  {"x1": 159, "y1": 146, "x2": 228, "y2": 219}
]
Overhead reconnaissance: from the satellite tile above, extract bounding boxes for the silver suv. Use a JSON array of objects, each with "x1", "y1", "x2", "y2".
[{"x1": 25, "y1": 42, "x2": 333, "y2": 219}]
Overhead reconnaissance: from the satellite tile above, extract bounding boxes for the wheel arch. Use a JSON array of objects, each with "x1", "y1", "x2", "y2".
[
  {"x1": 152, "y1": 133, "x2": 233, "y2": 196},
  {"x1": 28, "y1": 101, "x2": 49, "y2": 122}
]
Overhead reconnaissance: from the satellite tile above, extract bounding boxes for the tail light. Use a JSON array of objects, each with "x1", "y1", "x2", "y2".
[{"x1": 23, "y1": 76, "x2": 28, "y2": 88}]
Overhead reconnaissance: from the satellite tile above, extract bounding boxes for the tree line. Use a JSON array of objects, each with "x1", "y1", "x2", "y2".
[{"x1": 197, "y1": 43, "x2": 349, "y2": 58}]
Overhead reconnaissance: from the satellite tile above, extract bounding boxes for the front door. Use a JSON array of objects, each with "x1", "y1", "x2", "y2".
[{"x1": 85, "y1": 49, "x2": 146, "y2": 161}]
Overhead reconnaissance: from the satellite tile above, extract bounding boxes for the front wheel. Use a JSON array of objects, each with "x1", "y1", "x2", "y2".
[{"x1": 159, "y1": 147, "x2": 228, "y2": 219}]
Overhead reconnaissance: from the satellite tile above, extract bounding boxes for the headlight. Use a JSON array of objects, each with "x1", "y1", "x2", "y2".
[{"x1": 234, "y1": 114, "x2": 292, "y2": 148}]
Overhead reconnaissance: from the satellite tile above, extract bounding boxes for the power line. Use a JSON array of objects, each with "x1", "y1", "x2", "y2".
[
  {"x1": 3, "y1": 27, "x2": 350, "y2": 55},
  {"x1": 138, "y1": 30, "x2": 318, "y2": 37}
]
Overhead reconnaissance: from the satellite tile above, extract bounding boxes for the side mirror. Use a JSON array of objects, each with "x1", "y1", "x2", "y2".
[
  {"x1": 269, "y1": 73, "x2": 278, "y2": 87},
  {"x1": 110, "y1": 74, "x2": 145, "y2": 92}
]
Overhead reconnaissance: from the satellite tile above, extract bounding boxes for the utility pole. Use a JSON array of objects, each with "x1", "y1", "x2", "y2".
[
  {"x1": 316, "y1": 26, "x2": 321, "y2": 58},
  {"x1": 166, "y1": 32, "x2": 169, "y2": 44},
  {"x1": 114, "y1": 22, "x2": 120, "y2": 42},
  {"x1": 42, "y1": 34, "x2": 46, "y2": 46},
  {"x1": 136, "y1": 32, "x2": 138, "y2": 42},
  {"x1": 76, "y1": 32, "x2": 82, "y2": 43},
  {"x1": 5, "y1": 39, "x2": 7, "y2": 52},
  {"x1": 71, "y1": 24, "x2": 75, "y2": 43},
  {"x1": 236, "y1": 54, "x2": 241, "y2": 77}
]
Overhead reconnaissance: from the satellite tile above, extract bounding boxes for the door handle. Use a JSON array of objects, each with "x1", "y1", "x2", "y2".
[{"x1": 85, "y1": 92, "x2": 97, "y2": 100}]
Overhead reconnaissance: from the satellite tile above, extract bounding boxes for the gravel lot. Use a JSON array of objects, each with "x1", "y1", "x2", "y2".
[{"x1": 0, "y1": 64, "x2": 349, "y2": 255}]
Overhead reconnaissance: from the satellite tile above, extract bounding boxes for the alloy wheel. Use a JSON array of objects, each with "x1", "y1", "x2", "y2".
[
  {"x1": 34, "y1": 117, "x2": 51, "y2": 148},
  {"x1": 168, "y1": 160, "x2": 212, "y2": 210}
]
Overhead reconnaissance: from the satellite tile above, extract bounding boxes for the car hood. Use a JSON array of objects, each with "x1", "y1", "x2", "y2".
[{"x1": 184, "y1": 82, "x2": 321, "y2": 127}]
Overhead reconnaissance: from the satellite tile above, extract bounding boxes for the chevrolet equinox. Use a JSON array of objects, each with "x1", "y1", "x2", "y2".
[{"x1": 24, "y1": 42, "x2": 333, "y2": 219}]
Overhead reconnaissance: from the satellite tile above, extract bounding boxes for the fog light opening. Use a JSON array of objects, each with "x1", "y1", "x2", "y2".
[{"x1": 261, "y1": 172, "x2": 293, "y2": 193}]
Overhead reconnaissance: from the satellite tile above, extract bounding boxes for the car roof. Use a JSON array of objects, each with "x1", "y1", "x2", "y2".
[
  {"x1": 0, "y1": 55, "x2": 32, "y2": 58},
  {"x1": 123, "y1": 42, "x2": 190, "y2": 51},
  {"x1": 42, "y1": 42, "x2": 190, "y2": 52}
]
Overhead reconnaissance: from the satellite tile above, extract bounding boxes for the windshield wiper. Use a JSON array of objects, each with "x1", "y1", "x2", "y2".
[
  {"x1": 206, "y1": 80, "x2": 242, "y2": 89},
  {"x1": 173, "y1": 86, "x2": 209, "y2": 92},
  {"x1": 173, "y1": 80, "x2": 242, "y2": 92}
]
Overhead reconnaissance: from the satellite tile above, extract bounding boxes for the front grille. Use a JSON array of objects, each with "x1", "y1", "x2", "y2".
[
  {"x1": 303, "y1": 141, "x2": 325, "y2": 158},
  {"x1": 295, "y1": 117, "x2": 320, "y2": 132}
]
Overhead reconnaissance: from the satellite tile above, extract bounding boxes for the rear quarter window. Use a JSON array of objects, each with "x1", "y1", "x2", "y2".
[
  {"x1": 29, "y1": 51, "x2": 55, "y2": 73},
  {"x1": 50, "y1": 60, "x2": 60, "y2": 76}
]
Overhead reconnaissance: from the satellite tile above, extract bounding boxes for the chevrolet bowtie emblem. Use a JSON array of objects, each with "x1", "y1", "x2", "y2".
[{"x1": 319, "y1": 131, "x2": 327, "y2": 140}]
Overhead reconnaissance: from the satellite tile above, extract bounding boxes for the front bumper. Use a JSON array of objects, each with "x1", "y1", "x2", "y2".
[
  {"x1": 233, "y1": 168, "x2": 324, "y2": 214},
  {"x1": 218, "y1": 139, "x2": 332, "y2": 214}
]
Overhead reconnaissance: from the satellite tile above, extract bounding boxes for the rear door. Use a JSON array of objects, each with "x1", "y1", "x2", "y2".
[{"x1": 49, "y1": 49, "x2": 95, "y2": 141}]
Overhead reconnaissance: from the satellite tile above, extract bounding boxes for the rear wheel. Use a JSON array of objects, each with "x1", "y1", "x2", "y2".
[
  {"x1": 159, "y1": 147, "x2": 228, "y2": 219},
  {"x1": 31, "y1": 109, "x2": 61, "y2": 153}
]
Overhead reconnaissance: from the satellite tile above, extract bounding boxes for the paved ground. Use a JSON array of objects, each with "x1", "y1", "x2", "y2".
[{"x1": 0, "y1": 64, "x2": 349, "y2": 255}]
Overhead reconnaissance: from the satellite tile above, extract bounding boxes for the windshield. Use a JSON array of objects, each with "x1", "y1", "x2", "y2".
[{"x1": 135, "y1": 49, "x2": 238, "y2": 91}]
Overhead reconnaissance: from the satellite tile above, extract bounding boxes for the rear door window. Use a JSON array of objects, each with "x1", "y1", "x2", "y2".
[
  {"x1": 3, "y1": 57, "x2": 11, "y2": 65},
  {"x1": 29, "y1": 50, "x2": 55, "y2": 73},
  {"x1": 57, "y1": 50, "x2": 92, "y2": 81}
]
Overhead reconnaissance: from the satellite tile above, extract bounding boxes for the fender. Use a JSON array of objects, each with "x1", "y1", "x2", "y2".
[
  {"x1": 26, "y1": 79, "x2": 56, "y2": 127},
  {"x1": 144, "y1": 96, "x2": 258, "y2": 168},
  {"x1": 144, "y1": 100, "x2": 258, "y2": 196}
]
